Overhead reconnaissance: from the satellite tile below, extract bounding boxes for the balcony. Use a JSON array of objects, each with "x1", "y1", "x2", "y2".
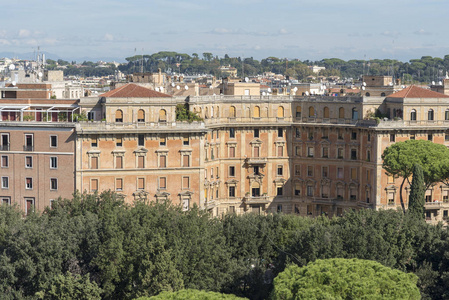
[
  {"x1": 243, "y1": 195, "x2": 271, "y2": 205},
  {"x1": 23, "y1": 145, "x2": 34, "y2": 151},
  {"x1": 0, "y1": 144, "x2": 9, "y2": 151}
]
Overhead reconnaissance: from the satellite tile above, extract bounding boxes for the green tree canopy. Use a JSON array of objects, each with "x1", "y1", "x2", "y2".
[
  {"x1": 271, "y1": 258, "x2": 420, "y2": 300},
  {"x1": 408, "y1": 164, "x2": 425, "y2": 219},
  {"x1": 382, "y1": 139, "x2": 449, "y2": 212},
  {"x1": 135, "y1": 289, "x2": 247, "y2": 299}
]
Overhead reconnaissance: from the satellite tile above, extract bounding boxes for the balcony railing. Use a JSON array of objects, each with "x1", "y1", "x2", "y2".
[
  {"x1": 0, "y1": 144, "x2": 9, "y2": 151},
  {"x1": 23, "y1": 145, "x2": 34, "y2": 151}
]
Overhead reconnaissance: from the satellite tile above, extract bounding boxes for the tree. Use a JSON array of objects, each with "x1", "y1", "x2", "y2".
[
  {"x1": 271, "y1": 258, "x2": 420, "y2": 300},
  {"x1": 135, "y1": 289, "x2": 247, "y2": 299},
  {"x1": 36, "y1": 272, "x2": 102, "y2": 300},
  {"x1": 382, "y1": 139, "x2": 449, "y2": 212},
  {"x1": 408, "y1": 164, "x2": 425, "y2": 219}
]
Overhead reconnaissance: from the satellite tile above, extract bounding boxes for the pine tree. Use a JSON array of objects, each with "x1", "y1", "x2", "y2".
[{"x1": 408, "y1": 164, "x2": 425, "y2": 219}]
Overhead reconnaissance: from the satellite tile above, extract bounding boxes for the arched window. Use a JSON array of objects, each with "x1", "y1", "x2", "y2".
[
  {"x1": 229, "y1": 106, "x2": 236, "y2": 118},
  {"x1": 308, "y1": 106, "x2": 315, "y2": 117},
  {"x1": 352, "y1": 108, "x2": 358, "y2": 120},
  {"x1": 445, "y1": 109, "x2": 449, "y2": 121},
  {"x1": 253, "y1": 106, "x2": 260, "y2": 118},
  {"x1": 410, "y1": 109, "x2": 417, "y2": 121},
  {"x1": 137, "y1": 109, "x2": 145, "y2": 123},
  {"x1": 339, "y1": 107, "x2": 345, "y2": 119},
  {"x1": 115, "y1": 109, "x2": 123, "y2": 123},
  {"x1": 381, "y1": 92, "x2": 386, "y2": 97},
  {"x1": 211, "y1": 107, "x2": 214, "y2": 118},
  {"x1": 296, "y1": 106, "x2": 302, "y2": 118},
  {"x1": 365, "y1": 92, "x2": 370, "y2": 97},
  {"x1": 277, "y1": 106, "x2": 284, "y2": 118},
  {"x1": 205, "y1": 107, "x2": 209, "y2": 119},
  {"x1": 159, "y1": 109, "x2": 167, "y2": 122},
  {"x1": 428, "y1": 109, "x2": 434, "y2": 121},
  {"x1": 197, "y1": 107, "x2": 202, "y2": 118},
  {"x1": 323, "y1": 107, "x2": 329, "y2": 119}
]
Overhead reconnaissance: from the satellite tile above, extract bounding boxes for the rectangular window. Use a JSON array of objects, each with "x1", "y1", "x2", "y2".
[
  {"x1": 295, "y1": 128, "x2": 301, "y2": 138},
  {"x1": 91, "y1": 179, "x2": 98, "y2": 192},
  {"x1": 277, "y1": 146, "x2": 283, "y2": 157},
  {"x1": 445, "y1": 134, "x2": 449, "y2": 142},
  {"x1": 50, "y1": 178, "x2": 58, "y2": 190},
  {"x1": 388, "y1": 192, "x2": 395, "y2": 205},
  {"x1": 211, "y1": 168, "x2": 214, "y2": 179},
  {"x1": 0, "y1": 133, "x2": 10, "y2": 151},
  {"x1": 24, "y1": 134, "x2": 33, "y2": 151},
  {"x1": 182, "y1": 176, "x2": 190, "y2": 189},
  {"x1": 116, "y1": 156, "x2": 123, "y2": 169},
  {"x1": 307, "y1": 166, "x2": 313, "y2": 177},
  {"x1": 229, "y1": 186, "x2": 235, "y2": 197},
  {"x1": 50, "y1": 135, "x2": 58, "y2": 148},
  {"x1": 116, "y1": 136, "x2": 123, "y2": 147},
  {"x1": 1, "y1": 177, "x2": 8, "y2": 189},
  {"x1": 50, "y1": 157, "x2": 58, "y2": 169},
  {"x1": 337, "y1": 167, "x2": 344, "y2": 179},
  {"x1": 138, "y1": 156, "x2": 144, "y2": 168},
  {"x1": 159, "y1": 177, "x2": 167, "y2": 189},
  {"x1": 1, "y1": 197, "x2": 10, "y2": 205},
  {"x1": 88, "y1": 111, "x2": 95, "y2": 121},
  {"x1": 26, "y1": 177, "x2": 33, "y2": 189},
  {"x1": 183, "y1": 136, "x2": 189, "y2": 146},
  {"x1": 390, "y1": 134, "x2": 395, "y2": 142},
  {"x1": 277, "y1": 165, "x2": 283, "y2": 176},
  {"x1": 387, "y1": 174, "x2": 394, "y2": 183},
  {"x1": 351, "y1": 149, "x2": 357, "y2": 160},
  {"x1": 277, "y1": 187, "x2": 283, "y2": 196},
  {"x1": 367, "y1": 133, "x2": 371, "y2": 142},
  {"x1": 160, "y1": 155, "x2": 166, "y2": 168},
  {"x1": 229, "y1": 206, "x2": 235, "y2": 213},
  {"x1": 254, "y1": 146, "x2": 260, "y2": 157},
  {"x1": 183, "y1": 155, "x2": 190, "y2": 167},
  {"x1": 91, "y1": 156, "x2": 98, "y2": 169},
  {"x1": 428, "y1": 134, "x2": 433, "y2": 141},
  {"x1": 295, "y1": 165, "x2": 300, "y2": 176},
  {"x1": 137, "y1": 178, "x2": 145, "y2": 190},
  {"x1": 307, "y1": 147, "x2": 314, "y2": 157},
  {"x1": 307, "y1": 185, "x2": 314, "y2": 197},
  {"x1": 410, "y1": 134, "x2": 415, "y2": 140},
  {"x1": 25, "y1": 156, "x2": 32, "y2": 168},
  {"x1": 277, "y1": 128, "x2": 283, "y2": 138},
  {"x1": 115, "y1": 178, "x2": 123, "y2": 191},
  {"x1": 229, "y1": 166, "x2": 235, "y2": 177},
  {"x1": 338, "y1": 130, "x2": 343, "y2": 140},
  {"x1": 351, "y1": 131, "x2": 357, "y2": 140},
  {"x1": 322, "y1": 166, "x2": 328, "y2": 177},
  {"x1": 138, "y1": 134, "x2": 145, "y2": 146},
  {"x1": 254, "y1": 129, "x2": 259, "y2": 138},
  {"x1": 25, "y1": 198, "x2": 34, "y2": 215},
  {"x1": 229, "y1": 146, "x2": 235, "y2": 158},
  {"x1": 295, "y1": 146, "x2": 301, "y2": 156},
  {"x1": 367, "y1": 150, "x2": 371, "y2": 162},
  {"x1": 160, "y1": 136, "x2": 166, "y2": 146},
  {"x1": 366, "y1": 170, "x2": 371, "y2": 182},
  {"x1": 322, "y1": 147, "x2": 329, "y2": 158},
  {"x1": 254, "y1": 166, "x2": 260, "y2": 175},
  {"x1": 229, "y1": 128, "x2": 235, "y2": 138},
  {"x1": 1, "y1": 155, "x2": 8, "y2": 167},
  {"x1": 351, "y1": 168, "x2": 357, "y2": 180},
  {"x1": 91, "y1": 135, "x2": 98, "y2": 147}
]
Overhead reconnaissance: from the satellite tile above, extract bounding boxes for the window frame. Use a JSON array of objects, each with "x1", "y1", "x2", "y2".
[{"x1": 50, "y1": 156, "x2": 58, "y2": 169}]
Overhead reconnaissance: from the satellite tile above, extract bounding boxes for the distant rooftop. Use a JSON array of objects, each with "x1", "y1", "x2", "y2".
[
  {"x1": 100, "y1": 83, "x2": 171, "y2": 98},
  {"x1": 389, "y1": 85, "x2": 449, "y2": 98}
]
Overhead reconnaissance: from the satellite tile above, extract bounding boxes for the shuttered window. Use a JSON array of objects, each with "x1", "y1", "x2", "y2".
[
  {"x1": 138, "y1": 156, "x2": 144, "y2": 168},
  {"x1": 116, "y1": 178, "x2": 123, "y2": 191},
  {"x1": 91, "y1": 157, "x2": 98, "y2": 169},
  {"x1": 183, "y1": 155, "x2": 189, "y2": 167},
  {"x1": 115, "y1": 110, "x2": 123, "y2": 122},
  {"x1": 183, "y1": 176, "x2": 190, "y2": 189},
  {"x1": 138, "y1": 178, "x2": 145, "y2": 190},
  {"x1": 229, "y1": 147, "x2": 235, "y2": 158},
  {"x1": 277, "y1": 146, "x2": 283, "y2": 157},
  {"x1": 254, "y1": 146, "x2": 259, "y2": 157},
  {"x1": 159, "y1": 177, "x2": 166, "y2": 189},
  {"x1": 160, "y1": 155, "x2": 166, "y2": 168},
  {"x1": 91, "y1": 179, "x2": 98, "y2": 192},
  {"x1": 137, "y1": 109, "x2": 145, "y2": 122},
  {"x1": 116, "y1": 156, "x2": 123, "y2": 169}
]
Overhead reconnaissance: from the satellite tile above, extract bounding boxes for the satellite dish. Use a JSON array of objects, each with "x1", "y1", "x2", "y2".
[
  {"x1": 185, "y1": 85, "x2": 189, "y2": 90},
  {"x1": 389, "y1": 82, "x2": 393, "y2": 86},
  {"x1": 209, "y1": 85, "x2": 213, "y2": 89},
  {"x1": 171, "y1": 82, "x2": 175, "y2": 87},
  {"x1": 244, "y1": 77, "x2": 249, "y2": 83},
  {"x1": 432, "y1": 81, "x2": 436, "y2": 85},
  {"x1": 401, "y1": 85, "x2": 405, "y2": 89},
  {"x1": 262, "y1": 92, "x2": 266, "y2": 96},
  {"x1": 159, "y1": 86, "x2": 164, "y2": 92},
  {"x1": 305, "y1": 91, "x2": 309, "y2": 96},
  {"x1": 12, "y1": 81, "x2": 16, "y2": 86},
  {"x1": 362, "y1": 82, "x2": 366, "y2": 87},
  {"x1": 38, "y1": 72, "x2": 43, "y2": 78},
  {"x1": 155, "y1": 87, "x2": 160, "y2": 92},
  {"x1": 439, "y1": 81, "x2": 443, "y2": 85},
  {"x1": 293, "y1": 87, "x2": 298, "y2": 92},
  {"x1": 267, "y1": 88, "x2": 272, "y2": 93},
  {"x1": 176, "y1": 85, "x2": 180, "y2": 90},
  {"x1": 9, "y1": 64, "x2": 15, "y2": 71},
  {"x1": 361, "y1": 86, "x2": 365, "y2": 90}
]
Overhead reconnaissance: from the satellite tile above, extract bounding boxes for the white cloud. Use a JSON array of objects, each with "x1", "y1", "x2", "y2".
[
  {"x1": 414, "y1": 29, "x2": 431, "y2": 35},
  {"x1": 279, "y1": 28, "x2": 288, "y2": 35},
  {"x1": 18, "y1": 29, "x2": 31, "y2": 38},
  {"x1": 104, "y1": 33, "x2": 114, "y2": 41}
]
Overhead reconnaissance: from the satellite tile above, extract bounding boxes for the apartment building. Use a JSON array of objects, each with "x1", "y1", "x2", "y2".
[{"x1": 0, "y1": 98, "x2": 78, "y2": 213}]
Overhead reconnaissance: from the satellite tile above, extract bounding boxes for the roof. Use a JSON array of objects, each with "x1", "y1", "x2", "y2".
[
  {"x1": 388, "y1": 85, "x2": 449, "y2": 98},
  {"x1": 100, "y1": 83, "x2": 171, "y2": 98}
]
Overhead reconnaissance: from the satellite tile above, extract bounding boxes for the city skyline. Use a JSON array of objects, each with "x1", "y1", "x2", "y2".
[{"x1": 2, "y1": 0, "x2": 449, "y2": 62}]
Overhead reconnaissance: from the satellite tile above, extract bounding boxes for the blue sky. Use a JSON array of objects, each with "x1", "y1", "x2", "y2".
[{"x1": 2, "y1": 0, "x2": 449, "y2": 62}]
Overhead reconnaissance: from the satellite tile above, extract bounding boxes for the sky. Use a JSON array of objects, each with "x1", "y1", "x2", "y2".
[{"x1": 1, "y1": 0, "x2": 449, "y2": 62}]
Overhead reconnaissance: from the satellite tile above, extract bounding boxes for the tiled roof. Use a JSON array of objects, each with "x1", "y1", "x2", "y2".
[
  {"x1": 100, "y1": 83, "x2": 171, "y2": 98},
  {"x1": 388, "y1": 85, "x2": 449, "y2": 98}
]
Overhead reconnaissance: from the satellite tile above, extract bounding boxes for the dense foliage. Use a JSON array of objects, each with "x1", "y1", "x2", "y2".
[
  {"x1": 272, "y1": 258, "x2": 420, "y2": 300},
  {"x1": 1, "y1": 191, "x2": 449, "y2": 299},
  {"x1": 175, "y1": 104, "x2": 203, "y2": 122},
  {"x1": 48, "y1": 52, "x2": 449, "y2": 82},
  {"x1": 136, "y1": 289, "x2": 248, "y2": 300}
]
